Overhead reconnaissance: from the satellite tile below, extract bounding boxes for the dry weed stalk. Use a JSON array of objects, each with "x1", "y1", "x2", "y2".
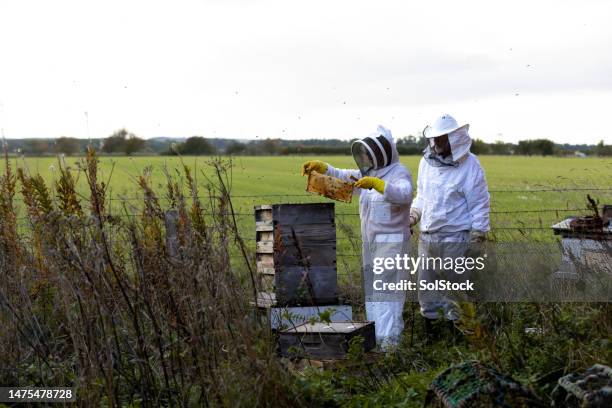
[{"x1": 0, "y1": 150, "x2": 299, "y2": 407}]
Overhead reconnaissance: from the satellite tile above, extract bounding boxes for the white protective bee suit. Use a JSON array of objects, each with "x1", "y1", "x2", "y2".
[
  {"x1": 411, "y1": 115, "x2": 490, "y2": 320},
  {"x1": 325, "y1": 125, "x2": 413, "y2": 347}
]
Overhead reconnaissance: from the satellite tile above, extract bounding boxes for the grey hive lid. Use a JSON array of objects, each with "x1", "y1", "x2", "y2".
[
  {"x1": 552, "y1": 217, "x2": 612, "y2": 234},
  {"x1": 283, "y1": 321, "x2": 371, "y2": 333}
]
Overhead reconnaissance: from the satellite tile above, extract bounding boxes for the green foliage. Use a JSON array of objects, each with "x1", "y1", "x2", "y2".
[
  {"x1": 102, "y1": 128, "x2": 145, "y2": 155},
  {"x1": 0, "y1": 154, "x2": 610, "y2": 406},
  {"x1": 293, "y1": 303, "x2": 610, "y2": 407},
  {"x1": 54, "y1": 136, "x2": 80, "y2": 155},
  {"x1": 174, "y1": 136, "x2": 217, "y2": 155},
  {"x1": 595, "y1": 140, "x2": 612, "y2": 156},
  {"x1": 471, "y1": 138, "x2": 490, "y2": 155},
  {"x1": 226, "y1": 140, "x2": 248, "y2": 155},
  {"x1": 517, "y1": 139, "x2": 556, "y2": 156},
  {"x1": 23, "y1": 138, "x2": 50, "y2": 155}
]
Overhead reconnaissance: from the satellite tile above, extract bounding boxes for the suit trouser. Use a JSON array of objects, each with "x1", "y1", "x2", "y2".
[{"x1": 417, "y1": 230, "x2": 470, "y2": 320}]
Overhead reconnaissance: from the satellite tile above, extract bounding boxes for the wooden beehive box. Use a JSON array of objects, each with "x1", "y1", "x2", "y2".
[
  {"x1": 278, "y1": 321, "x2": 375, "y2": 359},
  {"x1": 274, "y1": 203, "x2": 338, "y2": 306},
  {"x1": 254, "y1": 203, "x2": 338, "y2": 306}
]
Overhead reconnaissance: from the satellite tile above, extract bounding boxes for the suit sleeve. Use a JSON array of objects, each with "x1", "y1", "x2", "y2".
[
  {"x1": 411, "y1": 158, "x2": 425, "y2": 211},
  {"x1": 325, "y1": 165, "x2": 362, "y2": 197},
  {"x1": 464, "y1": 161, "x2": 490, "y2": 232},
  {"x1": 383, "y1": 171, "x2": 413, "y2": 205},
  {"x1": 325, "y1": 164, "x2": 362, "y2": 183}
]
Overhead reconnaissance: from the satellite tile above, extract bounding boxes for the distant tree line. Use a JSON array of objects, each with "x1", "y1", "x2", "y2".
[
  {"x1": 101, "y1": 129, "x2": 146, "y2": 155},
  {"x1": 4, "y1": 132, "x2": 611, "y2": 157}
]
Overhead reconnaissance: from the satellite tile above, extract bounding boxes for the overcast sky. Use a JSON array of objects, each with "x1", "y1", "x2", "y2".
[{"x1": 1, "y1": 0, "x2": 611, "y2": 144}]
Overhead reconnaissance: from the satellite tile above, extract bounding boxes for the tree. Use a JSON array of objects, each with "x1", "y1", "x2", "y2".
[
  {"x1": 225, "y1": 141, "x2": 247, "y2": 155},
  {"x1": 517, "y1": 139, "x2": 555, "y2": 156},
  {"x1": 124, "y1": 135, "x2": 145, "y2": 155},
  {"x1": 396, "y1": 135, "x2": 423, "y2": 155},
  {"x1": 24, "y1": 139, "x2": 50, "y2": 156},
  {"x1": 102, "y1": 129, "x2": 129, "y2": 154},
  {"x1": 534, "y1": 139, "x2": 555, "y2": 156},
  {"x1": 490, "y1": 141, "x2": 512, "y2": 155},
  {"x1": 595, "y1": 140, "x2": 612, "y2": 156},
  {"x1": 517, "y1": 140, "x2": 534, "y2": 156},
  {"x1": 178, "y1": 136, "x2": 216, "y2": 155},
  {"x1": 54, "y1": 137, "x2": 80, "y2": 155},
  {"x1": 259, "y1": 138, "x2": 279, "y2": 155},
  {"x1": 102, "y1": 129, "x2": 144, "y2": 155},
  {"x1": 471, "y1": 139, "x2": 490, "y2": 155}
]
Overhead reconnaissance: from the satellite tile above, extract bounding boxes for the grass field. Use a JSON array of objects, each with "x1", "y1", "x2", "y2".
[
  {"x1": 2, "y1": 153, "x2": 611, "y2": 406},
  {"x1": 4, "y1": 154, "x2": 611, "y2": 278},
  {"x1": 5, "y1": 154, "x2": 612, "y2": 226}
]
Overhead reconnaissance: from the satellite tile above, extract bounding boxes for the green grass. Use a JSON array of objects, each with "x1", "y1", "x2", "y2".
[
  {"x1": 3, "y1": 154, "x2": 611, "y2": 247},
  {"x1": 2, "y1": 155, "x2": 611, "y2": 406},
  {"x1": 5, "y1": 154, "x2": 611, "y2": 220},
  {"x1": 4, "y1": 154, "x2": 611, "y2": 279}
]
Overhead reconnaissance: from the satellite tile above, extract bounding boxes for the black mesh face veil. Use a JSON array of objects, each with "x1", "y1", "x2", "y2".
[
  {"x1": 362, "y1": 137, "x2": 385, "y2": 169},
  {"x1": 375, "y1": 134, "x2": 393, "y2": 166},
  {"x1": 352, "y1": 133, "x2": 394, "y2": 175},
  {"x1": 352, "y1": 141, "x2": 374, "y2": 176}
]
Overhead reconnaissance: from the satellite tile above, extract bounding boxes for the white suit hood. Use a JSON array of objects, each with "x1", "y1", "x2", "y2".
[
  {"x1": 424, "y1": 126, "x2": 472, "y2": 166},
  {"x1": 448, "y1": 126, "x2": 472, "y2": 163}
]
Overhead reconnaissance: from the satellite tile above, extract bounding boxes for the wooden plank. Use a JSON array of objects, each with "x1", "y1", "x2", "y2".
[
  {"x1": 256, "y1": 253, "x2": 274, "y2": 265},
  {"x1": 257, "y1": 266, "x2": 275, "y2": 275},
  {"x1": 259, "y1": 274, "x2": 275, "y2": 292},
  {"x1": 275, "y1": 265, "x2": 337, "y2": 306},
  {"x1": 255, "y1": 208, "x2": 273, "y2": 223},
  {"x1": 256, "y1": 222, "x2": 273, "y2": 232},
  {"x1": 256, "y1": 241, "x2": 274, "y2": 253},
  {"x1": 249, "y1": 291, "x2": 276, "y2": 308},
  {"x1": 276, "y1": 224, "x2": 336, "y2": 245},
  {"x1": 272, "y1": 203, "x2": 335, "y2": 225},
  {"x1": 257, "y1": 231, "x2": 274, "y2": 242},
  {"x1": 274, "y1": 246, "x2": 337, "y2": 268}
]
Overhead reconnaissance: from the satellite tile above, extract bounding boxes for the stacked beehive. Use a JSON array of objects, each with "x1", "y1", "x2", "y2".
[
  {"x1": 253, "y1": 203, "x2": 375, "y2": 359},
  {"x1": 255, "y1": 203, "x2": 338, "y2": 305},
  {"x1": 253, "y1": 204, "x2": 351, "y2": 329}
]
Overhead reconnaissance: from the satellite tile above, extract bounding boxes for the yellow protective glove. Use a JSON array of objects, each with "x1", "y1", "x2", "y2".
[
  {"x1": 354, "y1": 176, "x2": 385, "y2": 194},
  {"x1": 301, "y1": 160, "x2": 328, "y2": 176}
]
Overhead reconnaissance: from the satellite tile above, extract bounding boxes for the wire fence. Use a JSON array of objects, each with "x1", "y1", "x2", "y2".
[
  {"x1": 6, "y1": 187, "x2": 612, "y2": 202},
  {"x1": 9, "y1": 184, "x2": 611, "y2": 265}
]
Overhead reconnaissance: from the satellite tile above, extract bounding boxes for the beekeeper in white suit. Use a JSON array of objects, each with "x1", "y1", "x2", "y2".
[
  {"x1": 410, "y1": 114, "x2": 490, "y2": 324},
  {"x1": 301, "y1": 125, "x2": 413, "y2": 348}
]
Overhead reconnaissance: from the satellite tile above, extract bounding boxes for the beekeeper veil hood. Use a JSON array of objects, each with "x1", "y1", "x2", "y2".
[
  {"x1": 423, "y1": 114, "x2": 472, "y2": 165},
  {"x1": 351, "y1": 125, "x2": 398, "y2": 176}
]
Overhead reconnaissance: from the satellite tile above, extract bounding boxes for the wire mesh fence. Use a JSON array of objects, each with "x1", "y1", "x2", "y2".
[{"x1": 10, "y1": 185, "x2": 611, "y2": 269}]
